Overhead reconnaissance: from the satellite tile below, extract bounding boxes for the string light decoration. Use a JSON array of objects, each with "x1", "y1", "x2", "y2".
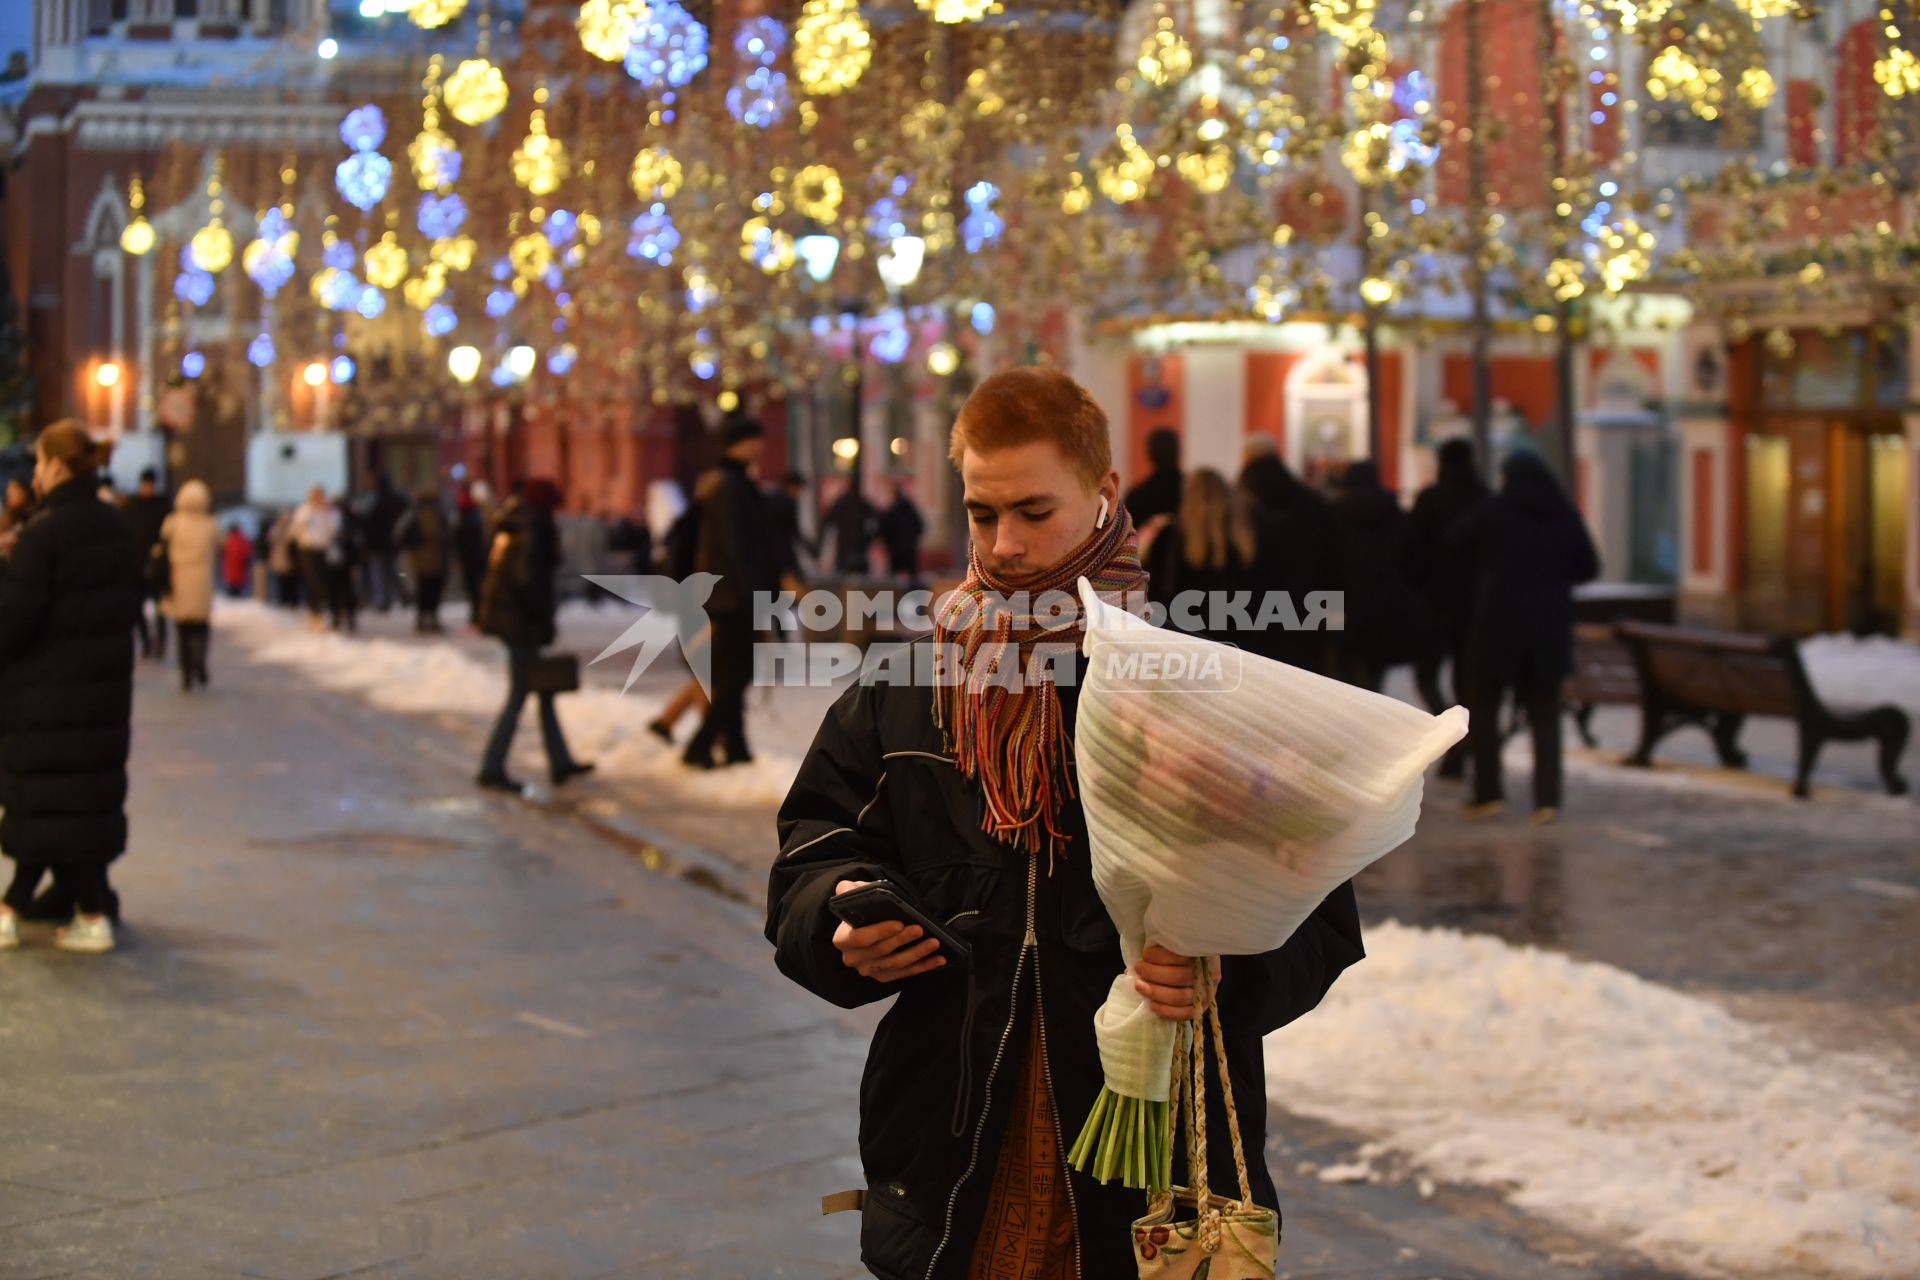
[
  {"x1": 1645, "y1": 9, "x2": 1772, "y2": 120},
  {"x1": 432, "y1": 234, "x2": 477, "y2": 271},
  {"x1": 628, "y1": 204, "x2": 682, "y2": 263},
  {"x1": 629, "y1": 146, "x2": 684, "y2": 202},
  {"x1": 624, "y1": 0, "x2": 708, "y2": 90},
  {"x1": 418, "y1": 192, "x2": 467, "y2": 240},
  {"x1": 411, "y1": 59, "x2": 462, "y2": 191},
  {"x1": 792, "y1": 164, "x2": 845, "y2": 223},
  {"x1": 728, "y1": 66, "x2": 793, "y2": 127},
  {"x1": 735, "y1": 15, "x2": 784, "y2": 65},
  {"x1": 336, "y1": 150, "x2": 393, "y2": 211},
  {"x1": 364, "y1": 232, "x2": 410, "y2": 290},
  {"x1": 1095, "y1": 124, "x2": 1155, "y2": 204},
  {"x1": 1136, "y1": 15, "x2": 1193, "y2": 87},
  {"x1": 243, "y1": 208, "x2": 298, "y2": 294},
  {"x1": 915, "y1": 0, "x2": 996, "y2": 23},
  {"x1": 794, "y1": 0, "x2": 871, "y2": 95},
  {"x1": 961, "y1": 181, "x2": 1004, "y2": 251},
  {"x1": 445, "y1": 57, "x2": 508, "y2": 126},
  {"x1": 340, "y1": 104, "x2": 386, "y2": 152},
  {"x1": 408, "y1": 0, "x2": 465, "y2": 29},
  {"x1": 190, "y1": 159, "x2": 234, "y2": 274},
  {"x1": 120, "y1": 175, "x2": 155, "y2": 256},
  {"x1": 576, "y1": 0, "x2": 644, "y2": 61},
  {"x1": 513, "y1": 93, "x2": 571, "y2": 197},
  {"x1": 510, "y1": 231, "x2": 555, "y2": 281}
]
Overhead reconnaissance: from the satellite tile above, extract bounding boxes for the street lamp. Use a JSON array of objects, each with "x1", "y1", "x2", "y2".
[
  {"x1": 302, "y1": 361, "x2": 329, "y2": 387},
  {"x1": 797, "y1": 233, "x2": 841, "y2": 285},
  {"x1": 876, "y1": 236, "x2": 925, "y2": 293},
  {"x1": 448, "y1": 345, "x2": 482, "y2": 384},
  {"x1": 506, "y1": 345, "x2": 537, "y2": 381},
  {"x1": 94, "y1": 361, "x2": 122, "y2": 389}
]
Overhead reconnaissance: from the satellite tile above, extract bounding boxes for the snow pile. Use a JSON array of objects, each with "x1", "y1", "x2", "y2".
[
  {"x1": 1801, "y1": 633, "x2": 1920, "y2": 723},
  {"x1": 1266, "y1": 921, "x2": 1920, "y2": 1278},
  {"x1": 219, "y1": 602, "x2": 804, "y2": 810}
]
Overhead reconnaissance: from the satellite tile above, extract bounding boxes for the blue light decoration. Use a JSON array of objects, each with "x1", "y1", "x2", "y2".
[
  {"x1": 247, "y1": 331, "x2": 276, "y2": 368},
  {"x1": 180, "y1": 351, "x2": 206, "y2": 379},
  {"x1": 544, "y1": 209, "x2": 577, "y2": 247},
  {"x1": 340, "y1": 104, "x2": 387, "y2": 152},
  {"x1": 423, "y1": 301, "x2": 458, "y2": 336},
  {"x1": 970, "y1": 300, "x2": 995, "y2": 334},
  {"x1": 355, "y1": 286, "x2": 387, "y2": 319},
  {"x1": 320, "y1": 270, "x2": 363, "y2": 311},
  {"x1": 486, "y1": 287, "x2": 517, "y2": 318},
  {"x1": 490, "y1": 256, "x2": 512, "y2": 282},
  {"x1": 866, "y1": 175, "x2": 913, "y2": 242},
  {"x1": 961, "y1": 181, "x2": 1004, "y2": 253},
  {"x1": 542, "y1": 264, "x2": 564, "y2": 291},
  {"x1": 547, "y1": 343, "x2": 578, "y2": 375},
  {"x1": 627, "y1": 205, "x2": 681, "y2": 263},
  {"x1": 735, "y1": 15, "x2": 785, "y2": 66},
  {"x1": 490, "y1": 362, "x2": 517, "y2": 388},
  {"x1": 726, "y1": 65, "x2": 791, "y2": 129},
  {"x1": 336, "y1": 151, "x2": 393, "y2": 211},
  {"x1": 417, "y1": 192, "x2": 467, "y2": 240},
  {"x1": 330, "y1": 355, "x2": 356, "y2": 384},
  {"x1": 809, "y1": 314, "x2": 833, "y2": 338},
  {"x1": 870, "y1": 316, "x2": 910, "y2": 365},
  {"x1": 174, "y1": 269, "x2": 216, "y2": 307},
  {"x1": 624, "y1": 0, "x2": 708, "y2": 90},
  {"x1": 258, "y1": 207, "x2": 292, "y2": 245},
  {"x1": 323, "y1": 238, "x2": 358, "y2": 272}
]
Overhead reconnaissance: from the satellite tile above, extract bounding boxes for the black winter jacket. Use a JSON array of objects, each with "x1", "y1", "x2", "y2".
[
  {"x1": 766, "y1": 657, "x2": 1365, "y2": 1280},
  {"x1": 696, "y1": 459, "x2": 777, "y2": 615},
  {"x1": 476, "y1": 499, "x2": 560, "y2": 649},
  {"x1": 0, "y1": 481, "x2": 143, "y2": 864}
]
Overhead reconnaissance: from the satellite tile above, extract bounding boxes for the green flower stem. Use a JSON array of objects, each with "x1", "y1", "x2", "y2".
[{"x1": 1067, "y1": 1086, "x2": 1171, "y2": 1192}]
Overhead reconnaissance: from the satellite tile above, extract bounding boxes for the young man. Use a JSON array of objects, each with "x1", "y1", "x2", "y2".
[{"x1": 766, "y1": 368, "x2": 1365, "y2": 1280}]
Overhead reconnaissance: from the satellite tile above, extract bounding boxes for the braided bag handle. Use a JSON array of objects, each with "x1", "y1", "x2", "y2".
[{"x1": 1154, "y1": 959, "x2": 1256, "y2": 1255}]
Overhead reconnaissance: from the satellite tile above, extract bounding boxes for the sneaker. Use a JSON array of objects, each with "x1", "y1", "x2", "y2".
[
  {"x1": 1531, "y1": 806, "x2": 1559, "y2": 826},
  {"x1": 476, "y1": 772, "x2": 526, "y2": 794},
  {"x1": 55, "y1": 914, "x2": 114, "y2": 954},
  {"x1": 0, "y1": 909, "x2": 18, "y2": 951},
  {"x1": 1461, "y1": 799, "x2": 1504, "y2": 820},
  {"x1": 646, "y1": 720, "x2": 675, "y2": 746}
]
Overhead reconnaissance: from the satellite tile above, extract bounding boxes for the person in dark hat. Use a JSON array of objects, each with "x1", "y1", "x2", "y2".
[{"x1": 685, "y1": 417, "x2": 777, "y2": 768}]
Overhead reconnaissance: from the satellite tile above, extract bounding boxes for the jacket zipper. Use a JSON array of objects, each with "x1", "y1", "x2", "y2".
[
  {"x1": 1031, "y1": 866, "x2": 1087, "y2": 1280},
  {"x1": 923, "y1": 854, "x2": 1037, "y2": 1278}
]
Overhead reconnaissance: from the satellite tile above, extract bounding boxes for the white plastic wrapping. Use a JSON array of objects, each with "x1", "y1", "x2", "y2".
[{"x1": 1074, "y1": 578, "x2": 1468, "y2": 1103}]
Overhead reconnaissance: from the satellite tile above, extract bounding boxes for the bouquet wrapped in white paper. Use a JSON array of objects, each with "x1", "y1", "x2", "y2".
[{"x1": 1066, "y1": 578, "x2": 1468, "y2": 1190}]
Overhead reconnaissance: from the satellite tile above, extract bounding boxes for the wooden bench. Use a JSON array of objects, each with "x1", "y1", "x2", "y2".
[
  {"x1": 1615, "y1": 620, "x2": 1911, "y2": 798},
  {"x1": 1562, "y1": 623, "x2": 1642, "y2": 748}
]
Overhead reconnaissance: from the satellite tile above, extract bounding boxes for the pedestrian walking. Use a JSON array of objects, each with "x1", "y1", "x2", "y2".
[
  {"x1": 454, "y1": 483, "x2": 488, "y2": 627},
  {"x1": 766, "y1": 368, "x2": 1363, "y2": 1279},
  {"x1": 324, "y1": 500, "x2": 361, "y2": 634},
  {"x1": 160, "y1": 480, "x2": 219, "y2": 692},
  {"x1": 1407, "y1": 438, "x2": 1490, "y2": 777},
  {"x1": 356, "y1": 473, "x2": 408, "y2": 612},
  {"x1": 1123, "y1": 425, "x2": 1184, "y2": 526},
  {"x1": 265, "y1": 509, "x2": 299, "y2": 608},
  {"x1": 1326, "y1": 459, "x2": 1415, "y2": 692},
  {"x1": 820, "y1": 482, "x2": 879, "y2": 577},
  {"x1": 289, "y1": 486, "x2": 338, "y2": 631},
  {"x1": 122, "y1": 467, "x2": 171, "y2": 660},
  {"x1": 475, "y1": 479, "x2": 593, "y2": 792},
  {"x1": 0, "y1": 422, "x2": 142, "y2": 953},
  {"x1": 1451, "y1": 451, "x2": 1600, "y2": 824},
  {"x1": 396, "y1": 485, "x2": 450, "y2": 633},
  {"x1": 1143, "y1": 466, "x2": 1259, "y2": 647},
  {"x1": 684, "y1": 418, "x2": 776, "y2": 768},
  {"x1": 877, "y1": 480, "x2": 925, "y2": 583},
  {"x1": 221, "y1": 521, "x2": 253, "y2": 599},
  {"x1": 1237, "y1": 451, "x2": 1341, "y2": 674},
  {"x1": 648, "y1": 476, "x2": 716, "y2": 748}
]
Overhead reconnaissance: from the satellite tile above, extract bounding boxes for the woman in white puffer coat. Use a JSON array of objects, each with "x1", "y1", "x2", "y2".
[{"x1": 160, "y1": 480, "x2": 219, "y2": 691}]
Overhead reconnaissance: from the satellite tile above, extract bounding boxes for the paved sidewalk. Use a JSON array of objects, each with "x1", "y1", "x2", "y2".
[{"x1": 0, "y1": 642, "x2": 1685, "y2": 1278}]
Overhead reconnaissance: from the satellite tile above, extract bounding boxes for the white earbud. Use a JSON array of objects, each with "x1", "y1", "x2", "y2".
[{"x1": 1095, "y1": 495, "x2": 1110, "y2": 529}]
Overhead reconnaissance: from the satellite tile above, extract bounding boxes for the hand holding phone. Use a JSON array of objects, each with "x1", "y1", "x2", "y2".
[{"x1": 829, "y1": 879, "x2": 969, "y2": 982}]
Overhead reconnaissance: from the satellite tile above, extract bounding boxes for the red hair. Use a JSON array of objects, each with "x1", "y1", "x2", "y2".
[{"x1": 948, "y1": 367, "x2": 1111, "y2": 492}]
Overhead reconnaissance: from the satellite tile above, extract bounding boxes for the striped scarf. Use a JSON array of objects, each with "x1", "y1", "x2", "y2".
[{"x1": 933, "y1": 508, "x2": 1148, "y2": 859}]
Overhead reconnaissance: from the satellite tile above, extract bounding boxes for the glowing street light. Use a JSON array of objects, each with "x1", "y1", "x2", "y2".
[
  {"x1": 796, "y1": 233, "x2": 841, "y2": 284},
  {"x1": 875, "y1": 235, "x2": 925, "y2": 293},
  {"x1": 506, "y1": 345, "x2": 537, "y2": 380},
  {"x1": 302, "y1": 361, "x2": 329, "y2": 387},
  {"x1": 448, "y1": 345, "x2": 482, "y2": 384},
  {"x1": 94, "y1": 361, "x2": 123, "y2": 389}
]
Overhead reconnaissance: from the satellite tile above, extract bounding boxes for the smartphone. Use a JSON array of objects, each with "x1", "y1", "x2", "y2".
[{"x1": 828, "y1": 880, "x2": 973, "y2": 963}]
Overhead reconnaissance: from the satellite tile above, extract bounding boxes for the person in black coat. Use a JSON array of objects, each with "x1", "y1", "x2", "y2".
[
  {"x1": 454, "y1": 483, "x2": 488, "y2": 627},
  {"x1": 685, "y1": 419, "x2": 777, "y2": 768},
  {"x1": 1143, "y1": 467, "x2": 1260, "y2": 647},
  {"x1": 1450, "y1": 452, "x2": 1601, "y2": 821},
  {"x1": 475, "y1": 479, "x2": 592, "y2": 791},
  {"x1": 821, "y1": 484, "x2": 880, "y2": 576},
  {"x1": 1123, "y1": 426, "x2": 1183, "y2": 526},
  {"x1": 1326, "y1": 460, "x2": 1415, "y2": 692},
  {"x1": 877, "y1": 481, "x2": 925, "y2": 583},
  {"x1": 1406, "y1": 439, "x2": 1490, "y2": 775},
  {"x1": 0, "y1": 423, "x2": 142, "y2": 952},
  {"x1": 764, "y1": 471, "x2": 815, "y2": 584},
  {"x1": 121, "y1": 467, "x2": 171, "y2": 661},
  {"x1": 1237, "y1": 453, "x2": 1341, "y2": 674},
  {"x1": 395, "y1": 485, "x2": 451, "y2": 633}
]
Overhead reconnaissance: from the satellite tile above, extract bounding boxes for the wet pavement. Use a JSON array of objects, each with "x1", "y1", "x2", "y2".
[{"x1": 0, "y1": 618, "x2": 1706, "y2": 1278}]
